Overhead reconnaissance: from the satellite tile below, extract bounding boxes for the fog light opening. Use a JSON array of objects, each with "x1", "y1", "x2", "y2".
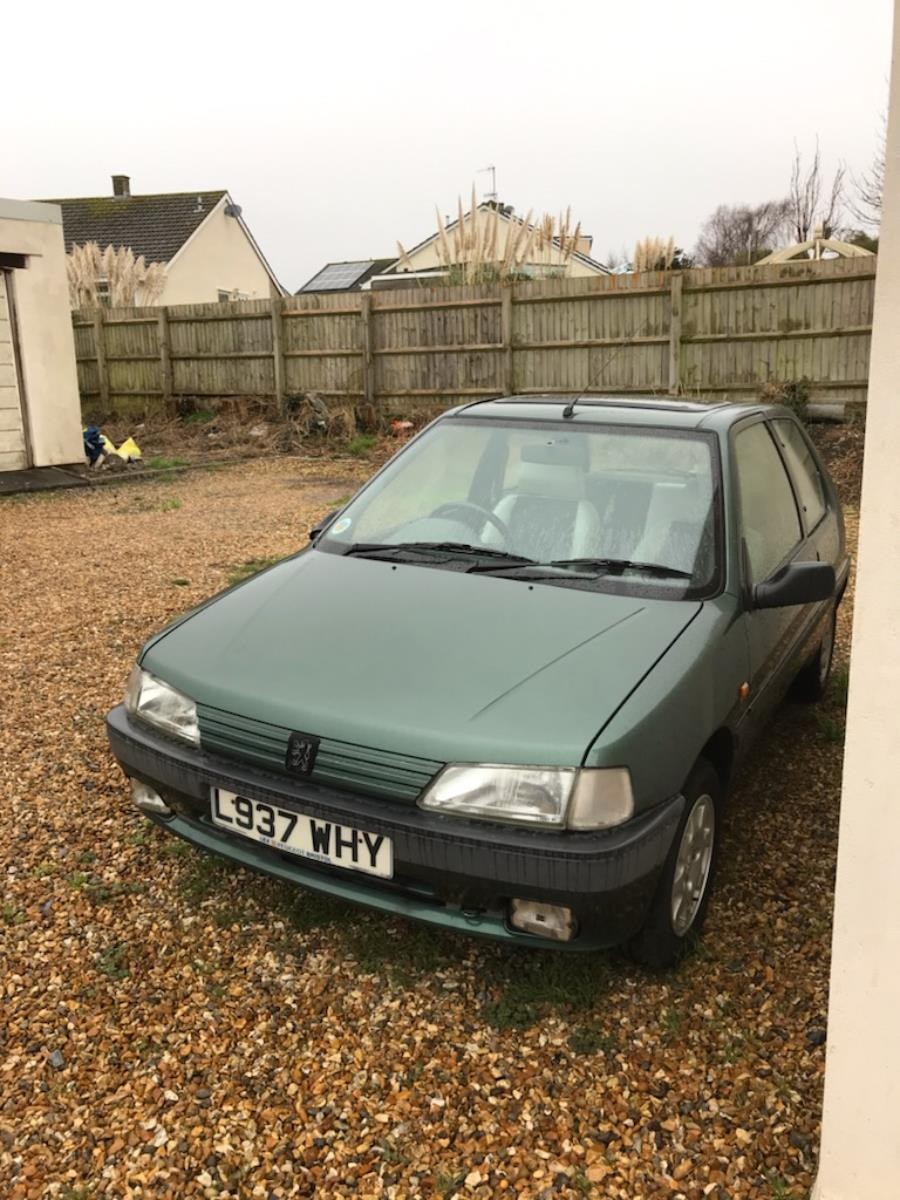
[
  {"x1": 509, "y1": 899, "x2": 577, "y2": 942},
  {"x1": 130, "y1": 778, "x2": 173, "y2": 817}
]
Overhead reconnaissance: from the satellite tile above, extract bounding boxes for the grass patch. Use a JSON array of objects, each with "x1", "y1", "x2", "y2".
[
  {"x1": 766, "y1": 1174, "x2": 795, "y2": 1200},
  {"x1": 226, "y1": 555, "x2": 282, "y2": 586},
  {"x1": 213, "y1": 904, "x2": 246, "y2": 930},
  {"x1": 159, "y1": 497, "x2": 182, "y2": 512},
  {"x1": 829, "y1": 665, "x2": 850, "y2": 708},
  {"x1": 435, "y1": 1171, "x2": 462, "y2": 1199},
  {"x1": 177, "y1": 853, "x2": 237, "y2": 904},
  {"x1": 182, "y1": 409, "x2": 215, "y2": 424},
  {"x1": 70, "y1": 870, "x2": 146, "y2": 904},
  {"x1": 572, "y1": 1167, "x2": 593, "y2": 1196},
  {"x1": 269, "y1": 882, "x2": 352, "y2": 934},
  {"x1": 377, "y1": 1138, "x2": 410, "y2": 1167},
  {"x1": 1, "y1": 903, "x2": 25, "y2": 926},
  {"x1": 343, "y1": 917, "x2": 458, "y2": 981},
  {"x1": 661, "y1": 1007, "x2": 684, "y2": 1039},
  {"x1": 568, "y1": 1021, "x2": 617, "y2": 1056},
  {"x1": 96, "y1": 943, "x2": 130, "y2": 980},
  {"x1": 480, "y1": 949, "x2": 612, "y2": 1029},
  {"x1": 171, "y1": 578, "x2": 190, "y2": 587},
  {"x1": 147, "y1": 455, "x2": 190, "y2": 470},
  {"x1": 816, "y1": 713, "x2": 845, "y2": 744},
  {"x1": 347, "y1": 434, "x2": 377, "y2": 457},
  {"x1": 157, "y1": 836, "x2": 191, "y2": 860}
]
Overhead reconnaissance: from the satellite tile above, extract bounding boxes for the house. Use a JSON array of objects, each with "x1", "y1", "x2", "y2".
[
  {"x1": 297, "y1": 200, "x2": 608, "y2": 293},
  {"x1": 0, "y1": 199, "x2": 83, "y2": 470},
  {"x1": 43, "y1": 175, "x2": 283, "y2": 306}
]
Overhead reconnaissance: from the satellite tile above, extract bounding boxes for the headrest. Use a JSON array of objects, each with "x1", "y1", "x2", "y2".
[
  {"x1": 513, "y1": 459, "x2": 588, "y2": 501},
  {"x1": 520, "y1": 439, "x2": 589, "y2": 468}
]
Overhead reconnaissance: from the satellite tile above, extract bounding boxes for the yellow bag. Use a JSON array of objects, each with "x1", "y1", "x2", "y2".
[{"x1": 114, "y1": 437, "x2": 142, "y2": 461}]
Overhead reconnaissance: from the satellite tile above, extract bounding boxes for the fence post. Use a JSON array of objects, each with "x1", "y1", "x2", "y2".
[
  {"x1": 360, "y1": 292, "x2": 375, "y2": 409},
  {"x1": 500, "y1": 286, "x2": 514, "y2": 393},
  {"x1": 157, "y1": 307, "x2": 173, "y2": 404},
  {"x1": 668, "y1": 273, "x2": 683, "y2": 396},
  {"x1": 271, "y1": 295, "x2": 286, "y2": 412},
  {"x1": 92, "y1": 308, "x2": 109, "y2": 407}
]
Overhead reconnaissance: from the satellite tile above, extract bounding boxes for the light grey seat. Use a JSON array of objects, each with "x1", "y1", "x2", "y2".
[
  {"x1": 631, "y1": 477, "x2": 711, "y2": 575},
  {"x1": 483, "y1": 459, "x2": 602, "y2": 562}
]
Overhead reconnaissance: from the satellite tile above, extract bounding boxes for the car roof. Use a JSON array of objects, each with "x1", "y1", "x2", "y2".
[{"x1": 448, "y1": 394, "x2": 776, "y2": 432}]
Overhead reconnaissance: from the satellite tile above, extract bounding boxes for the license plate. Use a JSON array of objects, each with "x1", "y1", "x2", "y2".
[{"x1": 210, "y1": 789, "x2": 393, "y2": 879}]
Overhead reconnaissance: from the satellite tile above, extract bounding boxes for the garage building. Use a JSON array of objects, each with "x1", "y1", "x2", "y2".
[{"x1": 0, "y1": 199, "x2": 83, "y2": 471}]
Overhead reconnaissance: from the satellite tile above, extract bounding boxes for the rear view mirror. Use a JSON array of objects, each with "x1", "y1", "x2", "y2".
[{"x1": 753, "y1": 561, "x2": 835, "y2": 610}]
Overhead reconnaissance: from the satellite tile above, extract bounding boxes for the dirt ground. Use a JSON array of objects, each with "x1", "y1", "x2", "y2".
[{"x1": 0, "y1": 458, "x2": 856, "y2": 1200}]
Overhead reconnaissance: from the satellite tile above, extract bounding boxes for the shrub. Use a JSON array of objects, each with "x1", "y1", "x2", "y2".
[{"x1": 760, "y1": 378, "x2": 811, "y2": 421}]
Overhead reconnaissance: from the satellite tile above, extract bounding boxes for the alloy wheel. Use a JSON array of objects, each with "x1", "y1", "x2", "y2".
[{"x1": 671, "y1": 794, "x2": 716, "y2": 937}]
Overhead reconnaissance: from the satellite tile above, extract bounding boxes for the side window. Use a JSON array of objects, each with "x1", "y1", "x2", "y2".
[
  {"x1": 771, "y1": 419, "x2": 827, "y2": 530},
  {"x1": 734, "y1": 424, "x2": 802, "y2": 584}
]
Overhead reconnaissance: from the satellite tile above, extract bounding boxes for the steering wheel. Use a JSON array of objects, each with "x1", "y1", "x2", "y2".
[{"x1": 429, "y1": 501, "x2": 510, "y2": 542}]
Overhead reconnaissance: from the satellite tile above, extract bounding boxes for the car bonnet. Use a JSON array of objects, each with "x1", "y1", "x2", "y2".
[{"x1": 141, "y1": 549, "x2": 702, "y2": 767}]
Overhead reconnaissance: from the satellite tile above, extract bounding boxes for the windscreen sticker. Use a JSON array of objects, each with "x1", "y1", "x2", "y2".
[{"x1": 331, "y1": 517, "x2": 352, "y2": 536}]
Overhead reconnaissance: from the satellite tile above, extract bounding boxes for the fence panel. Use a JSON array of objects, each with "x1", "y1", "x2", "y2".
[{"x1": 73, "y1": 257, "x2": 876, "y2": 416}]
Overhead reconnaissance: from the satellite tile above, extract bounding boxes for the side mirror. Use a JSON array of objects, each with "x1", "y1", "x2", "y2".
[
  {"x1": 753, "y1": 561, "x2": 835, "y2": 610},
  {"x1": 309, "y1": 508, "x2": 343, "y2": 542}
]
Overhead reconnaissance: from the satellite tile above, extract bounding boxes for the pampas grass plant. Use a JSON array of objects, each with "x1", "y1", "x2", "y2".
[
  {"x1": 632, "y1": 236, "x2": 676, "y2": 273},
  {"x1": 67, "y1": 242, "x2": 166, "y2": 307},
  {"x1": 398, "y1": 189, "x2": 584, "y2": 285}
]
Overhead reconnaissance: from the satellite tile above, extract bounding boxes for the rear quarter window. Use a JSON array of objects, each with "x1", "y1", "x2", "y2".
[{"x1": 770, "y1": 419, "x2": 828, "y2": 530}]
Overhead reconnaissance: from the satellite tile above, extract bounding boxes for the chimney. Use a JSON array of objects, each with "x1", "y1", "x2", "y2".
[{"x1": 112, "y1": 174, "x2": 130, "y2": 198}]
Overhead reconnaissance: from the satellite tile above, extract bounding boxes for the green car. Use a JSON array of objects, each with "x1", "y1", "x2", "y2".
[{"x1": 107, "y1": 396, "x2": 848, "y2": 965}]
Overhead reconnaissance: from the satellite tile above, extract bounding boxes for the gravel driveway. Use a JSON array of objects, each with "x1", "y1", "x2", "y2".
[{"x1": 0, "y1": 460, "x2": 855, "y2": 1200}]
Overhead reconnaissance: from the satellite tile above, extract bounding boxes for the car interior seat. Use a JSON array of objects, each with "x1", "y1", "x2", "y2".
[
  {"x1": 631, "y1": 476, "x2": 712, "y2": 576},
  {"x1": 483, "y1": 443, "x2": 602, "y2": 562}
]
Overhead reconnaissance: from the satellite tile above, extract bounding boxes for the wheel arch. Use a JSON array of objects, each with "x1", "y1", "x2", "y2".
[{"x1": 697, "y1": 727, "x2": 735, "y2": 794}]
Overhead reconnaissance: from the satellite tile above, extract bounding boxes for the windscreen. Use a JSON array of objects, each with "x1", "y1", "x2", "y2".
[{"x1": 320, "y1": 418, "x2": 720, "y2": 595}]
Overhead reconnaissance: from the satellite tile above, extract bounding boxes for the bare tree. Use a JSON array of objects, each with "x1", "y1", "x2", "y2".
[
  {"x1": 849, "y1": 113, "x2": 886, "y2": 228},
  {"x1": 694, "y1": 200, "x2": 790, "y2": 267},
  {"x1": 604, "y1": 246, "x2": 631, "y2": 272},
  {"x1": 788, "y1": 139, "x2": 845, "y2": 242}
]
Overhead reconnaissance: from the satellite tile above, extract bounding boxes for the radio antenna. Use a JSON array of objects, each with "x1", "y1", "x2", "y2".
[{"x1": 561, "y1": 317, "x2": 653, "y2": 419}]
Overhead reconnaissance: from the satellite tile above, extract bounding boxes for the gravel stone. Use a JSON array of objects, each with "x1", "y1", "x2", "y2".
[{"x1": 0, "y1": 460, "x2": 857, "y2": 1199}]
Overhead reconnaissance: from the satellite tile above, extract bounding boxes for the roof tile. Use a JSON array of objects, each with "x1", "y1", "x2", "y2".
[{"x1": 40, "y1": 191, "x2": 228, "y2": 264}]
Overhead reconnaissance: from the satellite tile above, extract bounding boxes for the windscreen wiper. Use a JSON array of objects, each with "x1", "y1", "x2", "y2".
[
  {"x1": 469, "y1": 556, "x2": 693, "y2": 581},
  {"x1": 547, "y1": 557, "x2": 694, "y2": 579},
  {"x1": 342, "y1": 541, "x2": 536, "y2": 564}
]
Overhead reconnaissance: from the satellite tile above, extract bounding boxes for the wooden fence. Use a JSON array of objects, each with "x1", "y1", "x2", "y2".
[{"x1": 72, "y1": 255, "x2": 876, "y2": 416}]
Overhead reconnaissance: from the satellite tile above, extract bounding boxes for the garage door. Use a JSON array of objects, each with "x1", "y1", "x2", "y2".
[{"x1": 0, "y1": 271, "x2": 28, "y2": 471}]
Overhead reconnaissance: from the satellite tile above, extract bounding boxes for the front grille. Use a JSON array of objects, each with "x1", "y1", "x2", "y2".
[{"x1": 197, "y1": 704, "x2": 443, "y2": 803}]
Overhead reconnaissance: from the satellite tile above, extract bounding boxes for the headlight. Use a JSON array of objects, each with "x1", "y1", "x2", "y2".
[
  {"x1": 418, "y1": 765, "x2": 633, "y2": 830},
  {"x1": 124, "y1": 665, "x2": 200, "y2": 745}
]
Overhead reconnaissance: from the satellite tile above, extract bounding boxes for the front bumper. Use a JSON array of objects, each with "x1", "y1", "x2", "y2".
[{"x1": 107, "y1": 705, "x2": 683, "y2": 950}]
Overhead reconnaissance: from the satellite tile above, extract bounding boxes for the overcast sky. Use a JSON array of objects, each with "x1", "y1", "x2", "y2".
[{"x1": 5, "y1": 0, "x2": 891, "y2": 290}]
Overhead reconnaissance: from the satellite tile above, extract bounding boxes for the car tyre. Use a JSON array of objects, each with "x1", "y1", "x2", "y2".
[
  {"x1": 628, "y1": 758, "x2": 721, "y2": 969},
  {"x1": 793, "y1": 604, "x2": 836, "y2": 703}
]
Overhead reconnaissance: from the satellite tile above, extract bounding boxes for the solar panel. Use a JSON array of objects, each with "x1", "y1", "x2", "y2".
[{"x1": 304, "y1": 261, "x2": 372, "y2": 290}]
